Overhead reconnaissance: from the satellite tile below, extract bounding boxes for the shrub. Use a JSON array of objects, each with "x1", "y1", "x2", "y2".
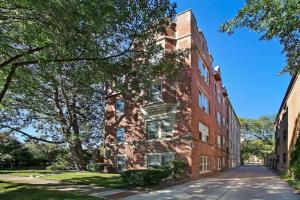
[
  {"x1": 86, "y1": 163, "x2": 105, "y2": 172},
  {"x1": 171, "y1": 160, "x2": 187, "y2": 180},
  {"x1": 121, "y1": 168, "x2": 171, "y2": 186},
  {"x1": 290, "y1": 136, "x2": 300, "y2": 180}
]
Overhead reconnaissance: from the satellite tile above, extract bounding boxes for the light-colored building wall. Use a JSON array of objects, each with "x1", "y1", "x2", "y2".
[
  {"x1": 275, "y1": 73, "x2": 300, "y2": 172},
  {"x1": 228, "y1": 100, "x2": 241, "y2": 168}
]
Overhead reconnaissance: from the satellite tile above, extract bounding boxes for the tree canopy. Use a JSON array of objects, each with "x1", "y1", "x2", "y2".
[
  {"x1": 239, "y1": 115, "x2": 275, "y2": 162},
  {"x1": 0, "y1": 0, "x2": 187, "y2": 170},
  {"x1": 220, "y1": 0, "x2": 300, "y2": 74}
]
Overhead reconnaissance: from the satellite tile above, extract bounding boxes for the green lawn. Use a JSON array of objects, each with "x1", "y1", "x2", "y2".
[
  {"x1": 0, "y1": 169, "x2": 127, "y2": 188},
  {"x1": 0, "y1": 180, "x2": 102, "y2": 200}
]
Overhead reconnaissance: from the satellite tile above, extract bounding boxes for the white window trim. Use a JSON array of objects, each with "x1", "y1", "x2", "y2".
[
  {"x1": 146, "y1": 119, "x2": 174, "y2": 140},
  {"x1": 217, "y1": 158, "x2": 221, "y2": 170},
  {"x1": 199, "y1": 91, "x2": 210, "y2": 114},
  {"x1": 199, "y1": 122, "x2": 209, "y2": 143},
  {"x1": 145, "y1": 152, "x2": 175, "y2": 168},
  {"x1": 199, "y1": 156, "x2": 210, "y2": 174}
]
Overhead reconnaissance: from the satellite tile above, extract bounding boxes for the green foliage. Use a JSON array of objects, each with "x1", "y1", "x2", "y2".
[
  {"x1": 239, "y1": 116, "x2": 275, "y2": 162},
  {"x1": 86, "y1": 163, "x2": 105, "y2": 172},
  {"x1": 47, "y1": 150, "x2": 75, "y2": 171},
  {"x1": 121, "y1": 169, "x2": 171, "y2": 186},
  {"x1": 170, "y1": 160, "x2": 187, "y2": 180},
  {"x1": 220, "y1": 0, "x2": 300, "y2": 74},
  {"x1": 290, "y1": 135, "x2": 300, "y2": 180},
  {"x1": 0, "y1": 0, "x2": 187, "y2": 170},
  {"x1": 0, "y1": 134, "x2": 32, "y2": 168}
]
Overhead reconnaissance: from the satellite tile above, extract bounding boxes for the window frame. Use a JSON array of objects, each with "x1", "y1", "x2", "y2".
[
  {"x1": 150, "y1": 82, "x2": 163, "y2": 102},
  {"x1": 198, "y1": 58, "x2": 210, "y2": 85},
  {"x1": 199, "y1": 156, "x2": 210, "y2": 174},
  {"x1": 146, "y1": 119, "x2": 174, "y2": 140},
  {"x1": 199, "y1": 122, "x2": 209, "y2": 143},
  {"x1": 116, "y1": 127, "x2": 125, "y2": 143},
  {"x1": 116, "y1": 155, "x2": 126, "y2": 172},
  {"x1": 115, "y1": 99, "x2": 125, "y2": 116},
  {"x1": 217, "y1": 134, "x2": 221, "y2": 148},
  {"x1": 146, "y1": 153, "x2": 175, "y2": 169},
  {"x1": 198, "y1": 91, "x2": 210, "y2": 114}
]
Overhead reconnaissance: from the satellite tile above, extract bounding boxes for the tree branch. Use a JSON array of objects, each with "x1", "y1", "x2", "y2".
[
  {"x1": 0, "y1": 46, "x2": 47, "y2": 69},
  {"x1": 0, "y1": 64, "x2": 17, "y2": 103},
  {"x1": 0, "y1": 125, "x2": 65, "y2": 144}
]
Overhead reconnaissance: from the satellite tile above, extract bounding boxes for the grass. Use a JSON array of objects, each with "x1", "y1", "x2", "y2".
[
  {"x1": 281, "y1": 173, "x2": 300, "y2": 193},
  {"x1": 0, "y1": 169, "x2": 54, "y2": 177},
  {"x1": 0, "y1": 169, "x2": 127, "y2": 188},
  {"x1": 0, "y1": 180, "x2": 103, "y2": 200}
]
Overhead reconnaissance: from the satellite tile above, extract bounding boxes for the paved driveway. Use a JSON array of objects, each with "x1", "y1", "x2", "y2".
[{"x1": 123, "y1": 165, "x2": 300, "y2": 200}]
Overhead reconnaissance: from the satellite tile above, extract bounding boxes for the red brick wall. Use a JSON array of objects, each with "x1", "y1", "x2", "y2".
[{"x1": 105, "y1": 10, "x2": 232, "y2": 179}]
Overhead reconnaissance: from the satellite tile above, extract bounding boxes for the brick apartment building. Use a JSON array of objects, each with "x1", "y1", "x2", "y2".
[
  {"x1": 275, "y1": 72, "x2": 300, "y2": 172},
  {"x1": 104, "y1": 10, "x2": 240, "y2": 180}
]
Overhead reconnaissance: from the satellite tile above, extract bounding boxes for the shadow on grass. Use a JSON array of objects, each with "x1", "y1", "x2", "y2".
[
  {"x1": 56, "y1": 176, "x2": 128, "y2": 189},
  {"x1": 0, "y1": 181, "x2": 102, "y2": 200}
]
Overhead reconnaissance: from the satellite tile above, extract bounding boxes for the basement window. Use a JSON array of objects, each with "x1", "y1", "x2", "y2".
[
  {"x1": 147, "y1": 153, "x2": 175, "y2": 169},
  {"x1": 116, "y1": 155, "x2": 125, "y2": 172}
]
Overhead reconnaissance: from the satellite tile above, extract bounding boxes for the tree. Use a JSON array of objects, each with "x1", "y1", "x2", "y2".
[
  {"x1": 220, "y1": 0, "x2": 300, "y2": 74},
  {"x1": 0, "y1": 0, "x2": 187, "y2": 170},
  {"x1": 0, "y1": 0, "x2": 185, "y2": 103},
  {"x1": 239, "y1": 115, "x2": 275, "y2": 162},
  {"x1": 0, "y1": 133, "x2": 32, "y2": 168}
]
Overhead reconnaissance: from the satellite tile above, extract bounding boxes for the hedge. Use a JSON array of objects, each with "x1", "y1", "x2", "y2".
[{"x1": 121, "y1": 168, "x2": 171, "y2": 186}]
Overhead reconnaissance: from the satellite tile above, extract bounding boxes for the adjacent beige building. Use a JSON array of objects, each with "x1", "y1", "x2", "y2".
[
  {"x1": 227, "y1": 100, "x2": 241, "y2": 168},
  {"x1": 275, "y1": 72, "x2": 300, "y2": 172}
]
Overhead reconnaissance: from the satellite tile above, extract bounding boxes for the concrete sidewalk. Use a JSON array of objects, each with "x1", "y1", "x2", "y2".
[
  {"x1": 123, "y1": 165, "x2": 300, "y2": 200},
  {"x1": 0, "y1": 174, "x2": 139, "y2": 199}
]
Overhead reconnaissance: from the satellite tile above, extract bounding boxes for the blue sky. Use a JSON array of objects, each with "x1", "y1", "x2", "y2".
[{"x1": 174, "y1": 0, "x2": 291, "y2": 119}]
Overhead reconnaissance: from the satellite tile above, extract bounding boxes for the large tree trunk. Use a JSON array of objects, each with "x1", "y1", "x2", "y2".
[{"x1": 70, "y1": 139, "x2": 86, "y2": 170}]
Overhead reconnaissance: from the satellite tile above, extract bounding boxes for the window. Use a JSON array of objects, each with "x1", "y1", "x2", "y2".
[
  {"x1": 283, "y1": 153, "x2": 287, "y2": 163},
  {"x1": 217, "y1": 135, "x2": 221, "y2": 148},
  {"x1": 199, "y1": 156, "x2": 210, "y2": 174},
  {"x1": 216, "y1": 112, "x2": 221, "y2": 126},
  {"x1": 217, "y1": 158, "x2": 221, "y2": 170},
  {"x1": 222, "y1": 117, "x2": 226, "y2": 127},
  {"x1": 116, "y1": 155, "x2": 125, "y2": 172},
  {"x1": 222, "y1": 157, "x2": 225, "y2": 167},
  {"x1": 199, "y1": 122, "x2": 209, "y2": 142},
  {"x1": 148, "y1": 155, "x2": 161, "y2": 169},
  {"x1": 198, "y1": 59, "x2": 209, "y2": 84},
  {"x1": 116, "y1": 128, "x2": 125, "y2": 143},
  {"x1": 222, "y1": 136, "x2": 226, "y2": 147},
  {"x1": 147, "y1": 119, "x2": 173, "y2": 140},
  {"x1": 147, "y1": 153, "x2": 174, "y2": 169},
  {"x1": 283, "y1": 130, "x2": 287, "y2": 141},
  {"x1": 199, "y1": 92, "x2": 209, "y2": 114},
  {"x1": 115, "y1": 99, "x2": 124, "y2": 116},
  {"x1": 151, "y1": 82, "x2": 163, "y2": 102},
  {"x1": 216, "y1": 87, "x2": 222, "y2": 104}
]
